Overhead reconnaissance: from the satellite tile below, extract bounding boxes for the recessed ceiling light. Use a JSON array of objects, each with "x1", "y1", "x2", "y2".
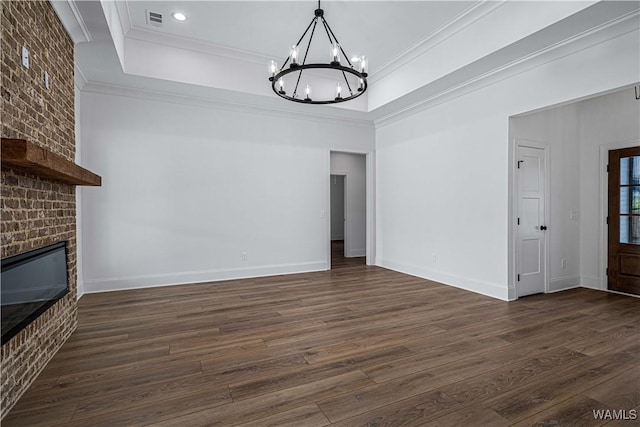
[{"x1": 172, "y1": 12, "x2": 187, "y2": 21}]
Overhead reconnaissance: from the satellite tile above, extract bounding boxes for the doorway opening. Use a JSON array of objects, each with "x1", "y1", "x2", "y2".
[
  {"x1": 329, "y1": 152, "x2": 367, "y2": 270},
  {"x1": 607, "y1": 146, "x2": 640, "y2": 296}
]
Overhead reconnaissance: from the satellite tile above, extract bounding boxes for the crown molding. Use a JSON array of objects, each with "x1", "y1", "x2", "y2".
[
  {"x1": 125, "y1": 25, "x2": 271, "y2": 67},
  {"x1": 373, "y1": 9, "x2": 640, "y2": 128},
  {"x1": 368, "y1": 1, "x2": 505, "y2": 83},
  {"x1": 50, "y1": 0, "x2": 92, "y2": 44},
  {"x1": 80, "y1": 81, "x2": 374, "y2": 129},
  {"x1": 74, "y1": 62, "x2": 88, "y2": 90},
  {"x1": 114, "y1": 0, "x2": 133, "y2": 35}
]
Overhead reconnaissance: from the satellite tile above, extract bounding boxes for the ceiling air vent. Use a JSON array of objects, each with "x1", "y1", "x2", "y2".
[{"x1": 147, "y1": 11, "x2": 163, "y2": 27}]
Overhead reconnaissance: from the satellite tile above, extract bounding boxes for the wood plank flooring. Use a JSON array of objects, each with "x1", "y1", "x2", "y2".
[{"x1": 3, "y1": 263, "x2": 639, "y2": 426}]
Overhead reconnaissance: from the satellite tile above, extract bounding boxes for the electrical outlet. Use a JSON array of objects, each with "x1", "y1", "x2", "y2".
[
  {"x1": 241, "y1": 251, "x2": 248, "y2": 262},
  {"x1": 561, "y1": 259, "x2": 566, "y2": 269},
  {"x1": 21, "y1": 46, "x2": 29, "y2": 68}
]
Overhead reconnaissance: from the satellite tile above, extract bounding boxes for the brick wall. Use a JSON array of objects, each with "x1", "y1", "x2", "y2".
[{"x1": 1, "y1": 0, "x2": 77, "y2": 419}]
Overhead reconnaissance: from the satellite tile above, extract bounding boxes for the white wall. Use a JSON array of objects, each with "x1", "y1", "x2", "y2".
[
  {"x1": 79, "y1": 89, "x2": 373, "y2": 292},
  {"x1": 510, "y1": 104, "x2": 581, "y2": 293},
  {"x1": 330, "y1": 175, "x2": 345, "y2": 240},
  {"x1": 331, "y1": 152, "x2": 367, "y2": 257},
  {"x1": 376, "y1": 29, "x2": 639, "y2": 301}
]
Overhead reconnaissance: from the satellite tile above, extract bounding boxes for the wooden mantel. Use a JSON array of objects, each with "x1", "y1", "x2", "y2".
[{"x1": 1, "y1": 138, "x2": 101, "y2": 186}]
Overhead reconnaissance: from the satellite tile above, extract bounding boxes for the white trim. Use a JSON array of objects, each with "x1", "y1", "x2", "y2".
[
  {"x1": 581, "y1": 275, "x2": 602, "y2": 289},
  {"x1": 80, "y1": 82, "x2": 374, "y2": 129},
  {"x1": 366, "y1": 151, "x2": 376, "y2": 266},
  {"x1": 370, "y1": 1, "x2": 503, "y2": 83},
  {"x1": 328, "y1": 169, "x2": 349, "y2": 264},
  {"x1": 379, "y1": 258, "x2": 509, "y2": 301},
  {"x1": 325, "y1": 151, "x2": 332, "y2": 270},
  {"x1": 74, "y1": 62, "x2": 88, "y2": 90},
  {"x1": 549, "y1": 275, "x2": 581, "y2": 293},
  {"x1": 114, "y1": 0, "x2": 133, "y2": 35},
  {"x1": 348, "y1": 249, "x2": 366, "y2": 258},
  {"x1": 125, "y1": 27, "x2": 271, "y2": 67},
  {"x1": 598, "y1": 139, "x2": 640, "y2": 290},
  {"x1": 83, "y1": 261, "x2": 326, "y2": 294},
  {"x1": 50, "y1": 0, "x2": 92, "y2": 44},
  {"x1": 601, "y1": 289, "x2": 640, "y2": 299},
  {"x1": 374, "y1": 11, "x2": 640, "y2": 128}
]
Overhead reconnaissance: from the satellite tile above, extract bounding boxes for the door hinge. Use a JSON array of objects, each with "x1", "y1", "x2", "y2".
[
  {"x1": 517, "y1": 274, "x2": 520, "y2": 282},
  {"x1": 606, "y1": 164, "x2": 609, "y2": 173},
  {"x1": 606, "y1": 216, "x2": 609, "y2": 225},
  {"x1": 517, "y1": 160, "x2": 523, "y2": 169},
  {"x1": 517, "y1": 217, "x2": 520, "y2": 225},
  {"x1": 606, "y1": 268, "x2": 608, "y2": 276}
]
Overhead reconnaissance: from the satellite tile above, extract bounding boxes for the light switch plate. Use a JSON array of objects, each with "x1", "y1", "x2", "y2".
[
  {"x1": 21, "y1": 46, "x2": 29, "y2": 68},
  {"x1": 44, "y1": 71, "x2": 50, "y2": 89}
]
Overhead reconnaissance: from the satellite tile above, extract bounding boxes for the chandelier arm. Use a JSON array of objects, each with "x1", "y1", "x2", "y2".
[
  {"x1": 341, "y1": 70, "x2": 354, "y2": 96},
  {"x1": 281, "y1": 16, "x2": 318, "y2": 72},
  {"x1": 292, "y1": 18, "x2": 319, "y2": 98},
  {"x1": 321, "y1": 17, "x2": 354, "y2": 68},
  {"x1": 294, "y1": 16, "x2": 318, "y2": 52}
]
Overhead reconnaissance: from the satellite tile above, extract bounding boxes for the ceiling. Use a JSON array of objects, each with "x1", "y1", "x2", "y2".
[
  {"x1": 124, "y1": 1, "x2": 477, "y2": 75},
  {"x1": 58, "y1": 1, "x2": 639, "y2": 121}
]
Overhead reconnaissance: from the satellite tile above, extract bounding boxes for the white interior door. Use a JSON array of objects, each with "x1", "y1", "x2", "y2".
[{"x1": 517, "y1": 145, "x2": 547, "y2": 297}]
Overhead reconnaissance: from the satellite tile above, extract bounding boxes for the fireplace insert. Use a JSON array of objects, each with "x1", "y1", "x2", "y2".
[{"x1": 1, "y1": 241, "x2": 69, "y2": 344}]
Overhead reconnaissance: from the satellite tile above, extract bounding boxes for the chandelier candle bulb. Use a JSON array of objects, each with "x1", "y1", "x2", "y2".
[
  {"x1": 359, "y1": 55, "x2": 368, "y2": 76},
  {"x1": 305, "y1": 84, "x2": 312, "y2": 101},
  {"x1": 335, "y1": 82, "x2": 342, "y2": 100},
  {"x1": 290, "y1": 45, "x2": 299, "y2": 66},
  {"x1": 330, "y1": 43, "x2": 341, "y2": 65},
  {"x1": 278, "y1": 78, "x2": 285, "y2": 94},
  {"x1": 358, "y1": 78, "x2": 364, "y2": 92},
  {"x1": 268, "y1": 60, "x2": 277, "y2": 80}
]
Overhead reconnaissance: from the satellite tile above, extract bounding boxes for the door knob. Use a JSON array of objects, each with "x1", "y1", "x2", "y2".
[{"x1": 540, "y1": 225, "x2": 547, "y2": 230}]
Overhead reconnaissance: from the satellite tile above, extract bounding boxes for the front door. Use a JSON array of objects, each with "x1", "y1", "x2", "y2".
[
  {"x1": 608, "y1": 147, "x2": 640, "y2": 295},
  {"x1": 517, "y1": 145, "x2": 547, "y2": 297}
]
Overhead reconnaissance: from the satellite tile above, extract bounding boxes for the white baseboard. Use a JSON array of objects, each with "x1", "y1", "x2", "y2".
[
  {"x1": 549, "y1": 275, "x2": 580, "y2": 293},
  {"x1": 347, "y1": 248, "x2": 366, "y2": 258},
  {"x1": 76, "y1": 278, "x2": 85, "y2": 300},
  {"x1": 581, "y1": 275, "x2": 603, "y2": 290},
  {"x1": 378, "y1": 258, "x2": 508, "y2": 301},
  {"x1": 84, "y1": 261, "x2": 327, "y2": 294}
]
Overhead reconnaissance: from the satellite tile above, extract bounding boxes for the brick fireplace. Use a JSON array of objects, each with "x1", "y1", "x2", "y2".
[{"x1": 1, "y1": 0, "x2": 82, "y2": 419}]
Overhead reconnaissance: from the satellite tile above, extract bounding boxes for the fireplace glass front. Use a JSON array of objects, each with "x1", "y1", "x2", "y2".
[{"x1": 1, "y1": 241, "x2": 69, "y2": 344}]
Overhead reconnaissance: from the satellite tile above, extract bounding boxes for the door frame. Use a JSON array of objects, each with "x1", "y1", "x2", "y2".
[
  {"x1": 511, "y1": 138, "x2": 551, "y2": 299},
  {"x1": 326, "y1": 150, "x2": 375, "y2": 269},
  {"x1": 597, "y1": 139, "x2": 640, "y2": 292}
]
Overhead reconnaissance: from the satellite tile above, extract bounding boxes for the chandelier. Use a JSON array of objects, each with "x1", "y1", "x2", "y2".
[{"x1": 267, "y1": 0, "x2": 368, "y2": 104}]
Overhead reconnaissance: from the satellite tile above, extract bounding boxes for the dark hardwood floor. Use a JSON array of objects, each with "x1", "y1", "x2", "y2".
[
  {"x1": 3, "y1": 264, "x2": 639, "y2": 426},
  {"x1": 331, "y1": 240, "x2": 366, "y2": 269}
]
